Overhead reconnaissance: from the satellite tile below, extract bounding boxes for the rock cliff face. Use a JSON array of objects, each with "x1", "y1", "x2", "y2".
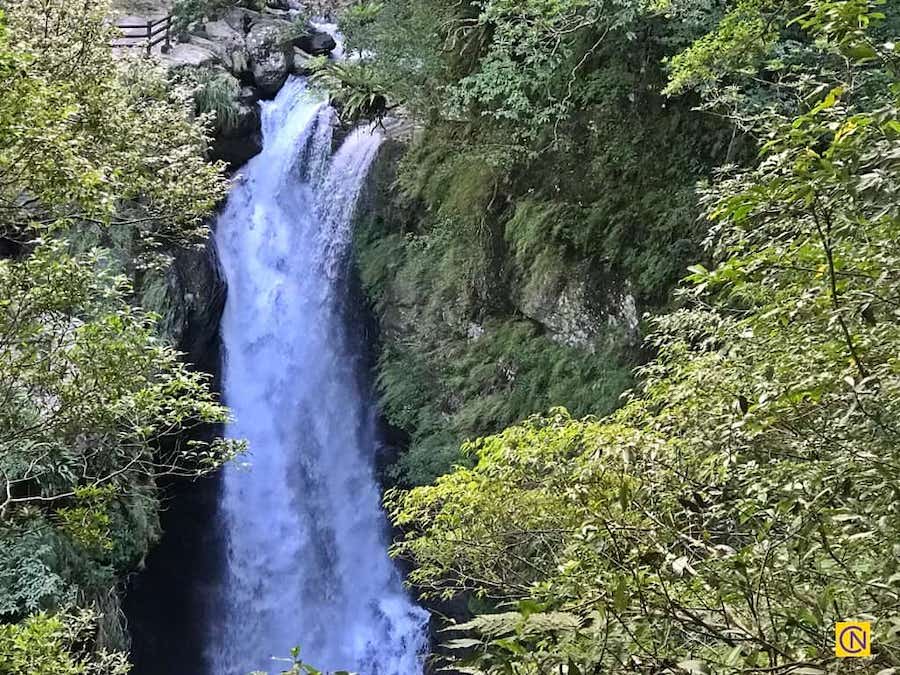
[
  {"x1": 211, "y1": 85, "x2": 263, "y2": 168},
  {"x1": 159, "y1": 6, "x2": 336, "y2": 167},
  {"x1": 356, "y1": 137, "x2": 642, "y2": 353},
  {"x1": 351, "y1": 133, "x2": 641, "y2": 487},
  {"x1": 510, "y1": 261, "x2": 640, "y2": 351},
  {"x1": 151, "y1": 244, "x2": 227, "y2": 373}
]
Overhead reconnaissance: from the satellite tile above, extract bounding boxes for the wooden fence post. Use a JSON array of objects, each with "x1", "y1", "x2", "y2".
[{"x1": 111, "y1": 16, "x2": 172, "y2": 54}]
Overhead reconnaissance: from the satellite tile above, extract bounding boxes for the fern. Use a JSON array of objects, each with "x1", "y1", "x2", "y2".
[
  {"x1": 310, "y1": 62, "x2": 390, "y2": 124},
  {"x1": 192, "y1": 68, "x2": 241, "y2": 133}
]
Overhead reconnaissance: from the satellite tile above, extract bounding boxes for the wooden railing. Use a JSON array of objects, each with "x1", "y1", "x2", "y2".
[{"x1": 113, "y1": 15, "x2": 173, "y2": 56}]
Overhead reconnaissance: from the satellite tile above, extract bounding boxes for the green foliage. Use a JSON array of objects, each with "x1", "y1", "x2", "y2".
[
  {"x1": 386, "y1": 6, "x2": 900, "y2": 672},
  {"x1": 664, "y1": 0, "x2": 900, "y2": 121},
  {"x1": 339, "y1": 0, "x2": 723, "y2": 150},
  {"x1": 171, "y1": 0, "x2": 245, "y2": 34},
  {"x1": 0, "y1": 610, "x2": 130, "y2": 675},
  {"x1": 338, "y1": 1, "x2": 384, "y2": 37},
  {"x1": 0, "y1": 0, "x2": 241, "y2": 669},
  {"x1": 0, "y1": 524, "x2": 70, "y2": 617},
  {"x1": 55, "y1": 487, "x2": 118, "y2": 554},
  {"x1": 337, "y1": 0, "x2": 451, "y2": 116},
  {"x1": 371, "y1": 314, "x2": 634, "y2": 486},
  {"x1": 444, "y1": 0, "x2": 656, "y2": 147},
  {"x1": 310, "y1": 61, "x2": 392, "y2": 125},
  {"x1": 190, "y1": 67, "x2": 242, "y2": 133},
  {"x1": 0, "y1": 244, "x2": 242, "y2": 619},
  {"x1": 0, "y1": 0, "x2": 227, "y2": 263},
  {"x1": 249, "y1": 646, "x2": 357, "y2": 675},
  {"x1": 664, "y1": 0, "x2": 783, "y2": 95}
]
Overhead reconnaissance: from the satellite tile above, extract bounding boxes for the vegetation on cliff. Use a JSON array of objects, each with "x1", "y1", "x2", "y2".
[
  {"x1": 0, "y1": 0, "x2": 240, "y2": 669},
  {"x1": 354, "y1": 0, "x2": 900, "y2": 671},
  {"x1": 344, "y1": 0, "x2": 739, "y2": 484}
]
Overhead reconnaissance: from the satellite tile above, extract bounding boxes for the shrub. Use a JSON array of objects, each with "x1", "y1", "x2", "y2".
[{"x1": 192, "y1": 68, "x2": 241, "y2": 133}]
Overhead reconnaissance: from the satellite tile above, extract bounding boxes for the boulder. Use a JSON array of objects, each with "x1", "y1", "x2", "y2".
[
  {"x1": 291, "y1": 47, "x2": 316, "y2": 74},
  {"x1": 237, "y1": 85, "x2": 258, "y2": 105},
  {"x1": 246, "y1": 19, "x2": 293, "y2": 96},
  {"x1": 250, "y1": 50, "x2": 290, "y2": 96},
  {"x1": 140, "y1": 243, "x2": 227, "y2": 374},
  {"x1": 210, "y1": 130, "x2": 262, "y2": 168},
  {"x1": 222, "y1": 7, "x2": 263, "y2": 34},
  {"x1": 180, "y1": 35, "x2": 249, "y2": 80},
  {"x1": 296, "y1": 0, "x2": 357, "y2": 14},
  {"x1": 199, "y1": 18, "x2": 243, "y2": 44},
  {"x1": 211, "y1": 96, "x2": 263, "y2": 168},
  {"x1": 293, "y1": 29, "x2": 336, "y2": 56},
  {"x1": 512, "y1": 261, "x2": 639, "y2": 350},
  {"x1": 156, "y1": 7, "x2": 304, "y2": 97},
  {"x1": 159, "y1": 42, "x2": 219, "y2": 68},
  {"x1": 198, "y1": 19, "x2": 250, "y2": 76},
  {"x1": 230, "y1": 101, "x2": 262, "y2": 138}
]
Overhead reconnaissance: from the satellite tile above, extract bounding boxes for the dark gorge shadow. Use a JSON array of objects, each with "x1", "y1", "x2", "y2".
[
  {"x1": 123, "y1": 461, "x2": 226, "y2": 675},
  {"x1": 123, "y1": 244, "x2": 230, "y2": 675}
]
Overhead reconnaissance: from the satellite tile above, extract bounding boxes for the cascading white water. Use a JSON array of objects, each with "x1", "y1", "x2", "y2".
[{"x1": 210, "y1": 77, "x2": 428, "y2": 675}]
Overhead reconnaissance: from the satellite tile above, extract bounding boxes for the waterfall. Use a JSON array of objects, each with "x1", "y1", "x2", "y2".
[{"x1": 209, "y1": 77, "x2": 428, "y2": 675}]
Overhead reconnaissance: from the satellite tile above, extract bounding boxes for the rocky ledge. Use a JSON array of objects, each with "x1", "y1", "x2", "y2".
[{"x1": 160, "y1": 5, "x2": 337, "y2": 167}]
